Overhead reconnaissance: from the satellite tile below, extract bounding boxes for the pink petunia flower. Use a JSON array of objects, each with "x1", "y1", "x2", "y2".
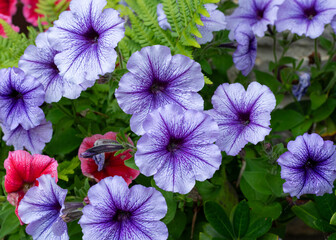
[{"x1": 78, "y1": 132, "x2": 140, "y2": 185}]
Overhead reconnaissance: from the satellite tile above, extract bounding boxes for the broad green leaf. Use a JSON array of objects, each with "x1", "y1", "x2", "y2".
[
  {"x1": 248, "y1": 201, "x2": 282, "y2": 220},
  {"x1": 243, "y1": 217, "x2": 272, "y2": 239},
  {"x1": 330, "y1": 212, "x2": 336, "y2": 226},
  {"x1": 254, "y1": 70, "x2": 281, "y2": 93},
  {"x1": 124, "y1": 157, "x2": 139, "y2": 170},
  {"x1": 315, "y1": 194, "x2": 336, "y2": 221},
  {"x1": 242, "y1": 172, "x2": 273, "y2": 195},
  {"x1": 271, "y1": 109, "x2": 305, "y2": 131},
  {"x1": 233, "y1": 200, "x2": 250, "y2": 238},
  {"x1": 310, "y1": 92, "x2": 328, "y2": 110},
  {"x1": 167, "y1": 210, "x2": 187, "y2": 240},
  {"x1": 204, "y1": 201, "x2": 235, "y2": 239},
  {"x1": 312, "y1": 99, "x2": 336, "y2": 122},
  {"x1": 199, "y1": 223, "x2": 225, "y2": 240},
  {"x1": 259, "y1": 233, "x2": 279, "y2": 240},
  {"x1": 45, "y1": 127, "x2": 82, "y2": 155}
]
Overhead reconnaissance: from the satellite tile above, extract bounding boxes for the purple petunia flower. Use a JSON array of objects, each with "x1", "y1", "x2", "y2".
[
  {"x1": 115, "y1": 45, "x2": 204, "y2": 135},
  {"x1": 208, "y1": 82, "x2": 276, "y2": 156},
  {"x1": 18, "y1": 174, "x2": 68, "y2": 240},
  {"x1": 1, "y1": 119, "x2": 53, "y2": 154},
  {"x1": 292, "y1": 72, "x2": 311, "y2": 101},
  {"x1": 48, "y1": 0, "x2": 125, "y2": 84},
  {"x1": 331, "y1": 16, "x2": 336, "y2": 34},
  {"x1": 227, "y1": 0, "x2": 284, "y2": 38},
  {"x1": 276, "y1": 0, "x2": 336, "y2": 39},
  {"x1": 157, "y1": 3, "x2": 226, "y2": 44},
  {"x1": 135, "y1": 104, "x2": 222, "y2": 194},
  {"x1": 277, "y1": 133, "x2": 336, "y2": 198},
  {"x1": 232, "y1": 24, "x2": 257, "y2": 76},
  {"x1": 79, "y1": 176, "x2": 168, "y2": 240},
  {"x1": 19, "y1": 32, "x2": 95, "y2": 103},
  {"x1": 0, "y1": 67, "x2": 45, "y2": 130}
]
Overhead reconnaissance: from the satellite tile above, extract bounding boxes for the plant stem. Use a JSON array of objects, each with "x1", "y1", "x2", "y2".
[{"x1": 314, "y1": 38, "x2": 320, "y2": 70}]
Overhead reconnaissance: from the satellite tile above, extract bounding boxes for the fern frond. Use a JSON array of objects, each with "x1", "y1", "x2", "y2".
[
  {"x1": 0, "y1": 20, "x2": 38, "y2": 68},
  {"x1": 35, "y1": 0, "x2": 70, "y2": 27},
  {"x1": 162, "y1": 0, "x2": 182, "y2": 35}
]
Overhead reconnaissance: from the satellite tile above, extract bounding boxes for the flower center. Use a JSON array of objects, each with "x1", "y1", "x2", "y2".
[
  {"x1": 84, "y1": 28, "x2": 100, "y2": 43},
  {"x1": 113, "y1": 209, "x2": 132, "y2": 222},
  {"x1": 150, "y1": 81, "x2": 168, "y2": 94},
  {"x1": 238, "y1": 112, "x2": 251, "y2": 126},
  {"x1": 167, "y1": 138, "x2": 184, "y2": 152},
  {"x1": 304, "y1": 158, "x2": 318, "y2": 170},
  {"x1": 304, "y1": 7, "x2": 317, "y2": 20},
  {"x1": 256, "y1": 8, "x2": 264, "y2": 20},
  {"x1": 10, "y1": 90, "x2": 23, "y2": 100},
  {"x1": 50, "y1": 62, "x2": 59, "y2": 72}
]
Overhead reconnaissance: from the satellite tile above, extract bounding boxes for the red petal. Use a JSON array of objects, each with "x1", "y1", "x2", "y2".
[
  {"x1": 4, "y1": 150, "x2": 58, "y2": 194},
  {"x1": 0, "y1": 0, "x2": 17, "y2": 17},
  {"x1": 78, "y1": 132, "x2": 139, "y2": 184}
]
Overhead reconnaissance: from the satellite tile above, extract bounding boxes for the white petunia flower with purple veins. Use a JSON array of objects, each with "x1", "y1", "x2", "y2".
[
  {"x1": 115, "y1": 45, "x2": 204, "y2": 135},
  {"x1": 232, "y1": 24, "x2": 257, "y2": 76},
  {"x1": 19, "y1": 32, "x2": 95, "y2": 103},
  {"x1": 156, "y1": 3, "x2": 226, "y2": 44},
  {"x1": 227, "y1": 0, "x2": 284, "y2": 39},
  {"x1": 277, "y1": 133, "x2": 336, "y2": 198},
  {"x1": 208, "y1": 82, "x2": 276, "y2": 156},
  {"x1": 276, "y1": 0, "x2": 336, "y2": 39},
  {"x1": 79, "y1": 176, "x2": 168, "y2": 240},
  {"x1": 1, "y1": 119, "x2": 53, "y2": 154},
  {"x1": 135, "y1": 104, "x2": 222, "y2": 194},
  {"x1": 18, "y1": 174, "x2": 69, "y2": 240},
  {"x1": 0, "y1": 67, "x2": 45, "y2": 131},
  {"x1": 48, "y1": 0, "x2": 125, "y2": 85}
]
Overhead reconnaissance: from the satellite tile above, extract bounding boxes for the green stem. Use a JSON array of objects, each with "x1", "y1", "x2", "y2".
[
  {"x1": 117, "y1": 46, "x2": 124, "y2": 69},
  {"x1": 314, "y1": 38, "x2": 320, "y2": 70}
]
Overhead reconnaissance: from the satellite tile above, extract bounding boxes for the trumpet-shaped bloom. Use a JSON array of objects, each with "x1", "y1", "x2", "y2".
[
  {"x1": 276, "y1": 0, "x2": 336, "y2": 39},
  {"x1": 79, "y1": 176, "x2": 168, "y2": 240},
  {"x1": 4, "y1": 150, "x2": 58, "y2": 223},
  {"x1": 1, "y1": 119, "x2": 53, "y2": 154},
  {"x1": 18, "y1": 175, "x2": 68, "y2": 240},
  {"x1": 78, "y1": 132, "x2": 139, "y2": 184},
  {"x1": 292, "y1": 72, "x2": 311, "y2": 101},
  {"x1": 157, "y1": 3, "x2": 226, "y2": 44},
  {"x1": 115, "y1": 45, "x2": 204, "y2": 135},
  {"x1": 227, "y1": 0, "x2": 284, "y2": 38},
  {"x1": 48, "y1": 0, "x2": 125, "y2": 84},
  {"x1": 232, "y1": 24, "x2": 257, "y2": 76},
  {"x1": 19, "y1": 32, "x2": 95, "y2": 103},
  {"x1": 277, "y1": 133, "x2": 336, "y2": 198},
  {"x1": 0, "y1": 67, "x2": 45, "y2": 130},
  {"x1": 135, "y1": 104, "x2": 222, "y2": 194},
  {"x1": 208, "y1": 82, "x2": 276, "y2": 156}
]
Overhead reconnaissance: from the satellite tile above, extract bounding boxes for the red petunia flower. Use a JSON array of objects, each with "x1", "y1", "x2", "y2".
[
  {"x1": 0, "y1": 13, "x2": 19, "y2": 37},
  {"x1": 78, "y1": 132, "x2": 140, "y2": 185},
  {"x1": 22, "y1": 0, "x2": 70, "y2": 26},
  {"x1": 0, "y1": 0, "x2": 17, "y2": 17},
  {"x1": 4, "y1": 150, "x2": 58, "y2": 224}
]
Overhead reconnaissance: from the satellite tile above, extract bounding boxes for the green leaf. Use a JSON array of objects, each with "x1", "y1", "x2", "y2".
[
  {"x1": 328, "y1": 232, "x2": 336, "y2": 240},
  {"x1": 254, "y1": 70, "x2": 281, "y2": 93},
  {"x1": 58, "y1": 157, "x2": 80, "y2": 181},
  {"x1": 199, "y1": 223, "x2": 225, "y2": 240},
  {"x1": 167, "y1": 210, "x2": 187, "y2": 239},
  {"x1": 330, "y1": 212, "x2": 336, "y2": 226},
  {"x1": 0, "y1": 204, "x2": 20, "y2": 238},
  {"x1": 315, "y1": 194, "x2": 336, "y2": 221},
  {"x1": 291, "y1": 119, "x2": 314, "y2": 137},
  {"x1": 233, "y1": 200, "x2": 250, "y2": 238},
  {"x1": 124, "y1": 157, "x2": 139, "y2": 170},
  {"x1": 45, "y1": 127, "x2": 82, "y2": 155},
  {"x1": 259, "y1": 233, "x2": 279, "y2": 240},
  {"x1": 271, "y1": 109, "x2": 305, "y2": 131},
  {"x1": 204, "y1": 201, "x2": 235, "y2": 240},
  {"x1": 242, "y1": 172, "x2": 272, "y2": 195},
  {"x1": 310, "y1": 92, "x2": 328, "y2": 110},
  {"x1": 243, "y1": 217, "x2": 272, "y2": 239},
  {"x1": 312, "y1": 99, "x2": 336, "y2": 122},
  {"x1": 248, "y1": 201, "x2": 282, "y2": 220}
]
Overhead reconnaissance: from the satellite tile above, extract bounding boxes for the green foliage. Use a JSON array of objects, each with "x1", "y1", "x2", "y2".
[
  {"x1": 0, "y1": 20, "x2": 38, "y2": 68},
  {"x1": 36, "y1": 0, "x2": 70, "y2": 27},
  {"x1": 58, "y1": 156, "x2": 80, "y2": 181},
  {"x1": 117, "y1": 0, "x2": 220, "y2": 61}
]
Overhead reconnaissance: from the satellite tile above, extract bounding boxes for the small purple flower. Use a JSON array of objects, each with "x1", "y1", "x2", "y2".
[
  {"x1": 277, "y1": 133, "x2": 336, "y2": 198},
  {"x1": 208, "y1": 82, "x2": 276, "y2": 156},
  {"x1": 227, "y1": 0, "x2": 284, "y2": 38},
  {"x1": 135, "y1": 104, "x2": 222, "y2": 194},
  {"x1": 0, "y1": 67, "x2": 45, "y2": 130},
  {"x1": 19, "y1": 32, "x2": 95, "y2": 103},
  {"x1": 18, "y1": 174, "x2": 68, "y2": 240},
  {"x1": 331, "y1": 15, "x2": 336, "y2": 34},
  {"x1": 156, "y1": 4, "x2": 226, "y2": 44},
  {"x1": 48, "y1": 0, "x2": 125, "y2": 84},
  {"x1": 292, "y1": 72, "x2": 311, "y2": 101},
  {"x1": 232, "y1": 24, "x2": 257, "y2": 76},
  {"x1": 196, "y1": 4, "x2": 227, "y2": 44},
  {"x1": 157, "y1": 3, "x2": 171, "y2": 30},
  {"x1": 1, "y1": 119, "x2": 53, "y2": 154},
  {"x1": 115, "y1": 45, "x2": 204, "y2": 135},
  {"x1": 276, "y1": 0, "x2": 336, "y2": 39},
  {"x1": 79, "y1": 176, "x2": 168, "y2": 240}
]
